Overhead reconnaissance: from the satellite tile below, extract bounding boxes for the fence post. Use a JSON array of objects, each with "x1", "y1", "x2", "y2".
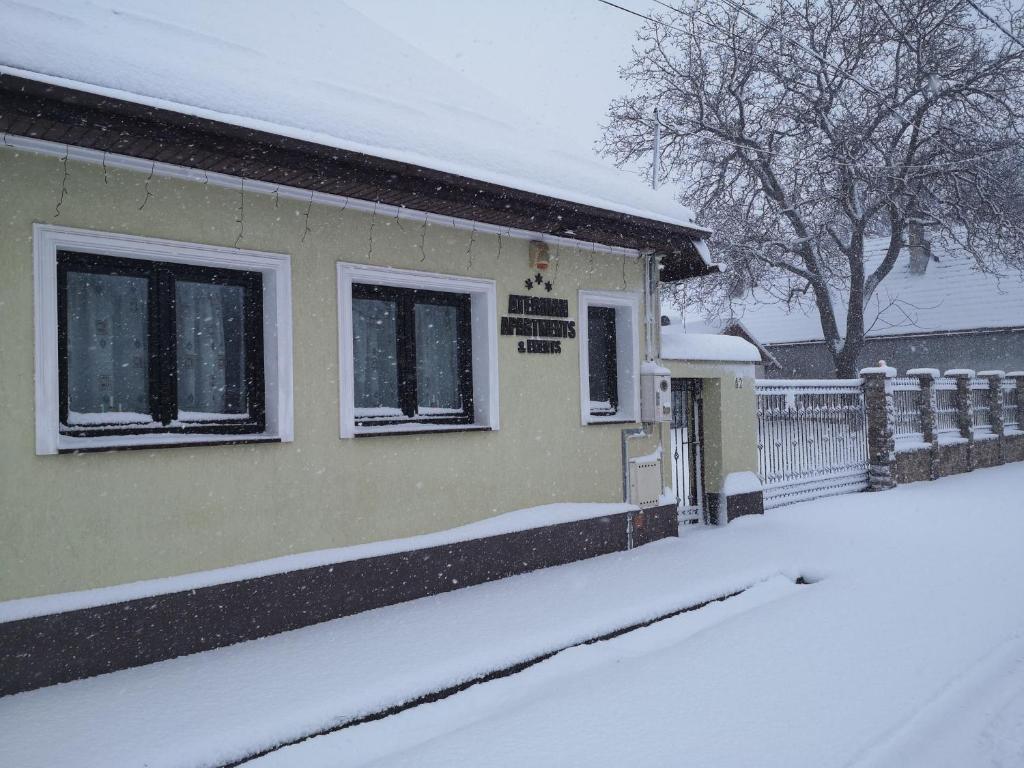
[
  {"x1": 909, "y1": 368, "x2": 939, "y2": 479},
  {"x1": 860, "y1": 364, "x2": 896, "y2": 491},
  {"x1": 908, "y1": 368, "x2": 938, "y2": 444},
  {"x1": 945, "y1": 369, "x2": 976, "y2": 469},
  {"x1": 980, "y1": 371, "x2": 1006, "y2": 465}
]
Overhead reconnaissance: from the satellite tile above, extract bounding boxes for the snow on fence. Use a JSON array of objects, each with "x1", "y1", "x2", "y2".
[
  {"x1": 755, "y1": 379, "x2": 869, "y2": 510},
  {"x1": 1004, "y1": 377, "x2": 1020, "y2": 431},
  {"x1": 892, "y1": 377, "x2": 923, "y2": 444},
  {"x1": 969, "y1": 377, "x2": 994, "y2": 436},
  {"x1": 933, "y1": 377, "x2": 960, "y2": 436}
]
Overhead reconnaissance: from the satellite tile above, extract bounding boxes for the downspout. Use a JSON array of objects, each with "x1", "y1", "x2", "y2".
[{"x1": 621, "y1": 250, "x2": 660, "y2": 547}]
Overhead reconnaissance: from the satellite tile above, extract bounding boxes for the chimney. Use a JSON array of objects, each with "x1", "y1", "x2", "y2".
[{"x1": 908, "y1": 220, "x2": 931, "y2": 275}]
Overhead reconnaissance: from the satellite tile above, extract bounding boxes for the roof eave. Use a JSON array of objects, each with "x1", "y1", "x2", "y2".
[{"x1": 0, "y1": 72, "x2": 713, "y2": 277}]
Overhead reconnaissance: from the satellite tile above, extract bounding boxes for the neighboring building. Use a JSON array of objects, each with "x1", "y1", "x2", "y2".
[
  {"x1": 0, "y1": 5, "x2": 762, "y2": 694},
  {"x1": 663, "y1": 315, "x2": 780, "y2": 377},
  {"x1": 688, "y1": 237, "x2": 1024, "y2": 378}
]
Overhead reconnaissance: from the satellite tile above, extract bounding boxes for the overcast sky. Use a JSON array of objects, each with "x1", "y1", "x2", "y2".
[{"x1": 344, "y1": 0, "x2": 646, "y2": 151}]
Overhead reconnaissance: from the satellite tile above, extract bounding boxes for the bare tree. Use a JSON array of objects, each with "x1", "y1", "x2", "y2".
[{"x1": 602, "y1": 0, "x2": 1024, "y2": 376}]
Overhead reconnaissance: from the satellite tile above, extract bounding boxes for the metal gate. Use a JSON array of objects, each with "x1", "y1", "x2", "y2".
[
  {"x1": 756, "y1": 379, "x2": 869, "y2": 509},
  {"x1": 670, "y1": 379, "x2": 705, "y2": 525}
]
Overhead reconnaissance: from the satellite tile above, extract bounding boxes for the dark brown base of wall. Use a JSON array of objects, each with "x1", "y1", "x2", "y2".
[
  {"x1": 706, "y1": 490, "x2": 765, "y2": 525},
  {"x1": 0, "y1": 505, "x2": 677, "y2": 698}
]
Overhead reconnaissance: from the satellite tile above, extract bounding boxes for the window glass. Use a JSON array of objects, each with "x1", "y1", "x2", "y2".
[
  {"x1": 65, "y1": 271, "x2": 150, "y2": 423},
  {"x1": 352, "y1": 296, "x2": 400, "y2": 414},
  {"x1": 59, "y1": 251, "x2": 265, "y2": 436},
  {"x1": 176, "y1": 281, "x2": 248, "y2": 418},
  {"x1": 415, "y1": 302, "x2": 462, "y2": 413},
  {"x1": 588, "y1": 306, "x2": 618, "y2": 414}
]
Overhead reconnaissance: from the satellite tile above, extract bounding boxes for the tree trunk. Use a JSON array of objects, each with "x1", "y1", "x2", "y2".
[{"x1": 833, "y1": 338, "x2": 863, "y2": 379}]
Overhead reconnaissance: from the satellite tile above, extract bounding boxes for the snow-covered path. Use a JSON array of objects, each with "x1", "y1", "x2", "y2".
[
  {"x1": 250, "y1": 465, "x2": 1024, "y2": 768},
  {"x1": 3, "y1": 465, "x2": 1024, "y2": 768}
]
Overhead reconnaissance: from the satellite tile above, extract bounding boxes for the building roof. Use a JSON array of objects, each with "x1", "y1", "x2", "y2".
[
  {"x1": 0, "y1": 1, "x2": 713, "y2": 272},
  {"x1": 661, "y1": 321, "x2": 761, "y2": 363},
  {"x1": 718, "y1": 237, "x2": 1024, "y2": 345}
]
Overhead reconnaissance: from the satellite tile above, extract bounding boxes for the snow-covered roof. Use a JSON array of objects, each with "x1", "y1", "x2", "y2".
[
  {"x1": 661, "y1": 324, "x2": 761, "y2": 363},
  {"x1": 664, "y1": 313, "x2": 778, "y2": 367},
  {"x1": 720, "y1": 238, "x2": 1024, "y2": 345},
  {"x1": 0, "y1": 0, "x2": 698, "y2": 230}
]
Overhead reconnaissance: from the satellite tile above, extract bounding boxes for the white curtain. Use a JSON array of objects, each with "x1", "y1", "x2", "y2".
[
  {"x1": 415, "y1": 303, "x2": 460, "y2": 412},
  {"x1": 176, "y1": 281, "x2": 247, "y2": 417},
  {"x1": 66, "y1": 271, "x2": 149, "y2": 418},
  {"x1": 352, "y1": 297, "x2": 400, "y2": 413}
]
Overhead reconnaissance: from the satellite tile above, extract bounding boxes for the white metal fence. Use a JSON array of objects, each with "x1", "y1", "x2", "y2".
[
  {"x1": 892, "y1": 377, "x2": 923, "y2": 444},
  {"x1": 933, "y1": 377, "x2": 959, "y2": 437},
  {"x1": 969, "y1": 378, "x2": 994, "y2": 436},
  {"x1": 1004, "y1": 379, "x2": 1020, "y2": 431},
  {"x1": 755, "y1": 379, "x2": 869, "y2": 509}
]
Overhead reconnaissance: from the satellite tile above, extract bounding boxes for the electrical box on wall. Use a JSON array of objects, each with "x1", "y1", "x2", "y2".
[
  {"x1": 640, "y1": 364, "x2": 672, "y2": 423},
  {"x1": 629, "y1": 458, "x2": 663, "y2": 508}
]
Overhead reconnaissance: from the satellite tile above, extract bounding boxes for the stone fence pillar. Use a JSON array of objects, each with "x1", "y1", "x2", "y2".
[
  {"x1": 860, "y1": 364, "x2": 897, "y2": 491},
  {"x1": 907, "y1": 368, "x2": 939, "y2": 444},
  {"x1": 980, "y1": 371, "x2": 1006, "y2": 465},
  {"x1": 945, "y1": 369, "x2": 976, "y2": 469},
  {"x1": 908, "y1": 368, "x2": 939, "y2": 479}
]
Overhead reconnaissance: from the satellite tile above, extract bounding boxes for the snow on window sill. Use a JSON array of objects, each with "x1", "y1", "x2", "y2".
[
  {"x1": 353, "y1": 423, "x2": 492, "y2": 437},
  {"x1": 584, "y1": 414, "x2": 638, "y2": 426},
  {"x1": 56, "y1": 431, "x2": 282, "y2": 453}
]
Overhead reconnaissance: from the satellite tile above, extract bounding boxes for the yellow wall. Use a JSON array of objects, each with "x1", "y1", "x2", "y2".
[
  {"x1": 0, "y1": 147, "x2": 759, "y2": 602},
  {"x1": 659, "y1": 359, "x2": 760, "y2": 493},
  {"x1": 0, "y1": 148, "x2": 663, "y2": 600}
]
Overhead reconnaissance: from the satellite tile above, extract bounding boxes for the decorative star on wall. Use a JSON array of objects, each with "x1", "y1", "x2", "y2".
[
  {"x1": 524, "y1": 278, "x2": 534, "y2": 289},
  {"x1": 544, "y1": 281, "x2": 553, "y2": 292}
]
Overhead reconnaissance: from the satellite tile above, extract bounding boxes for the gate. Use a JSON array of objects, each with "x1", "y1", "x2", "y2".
[
  {"x1": 756, "y1": 379, "x2": 869, "y2": 509},
  {"x1": 670, "y1": 379, "x2": 704, "y2": 525}
]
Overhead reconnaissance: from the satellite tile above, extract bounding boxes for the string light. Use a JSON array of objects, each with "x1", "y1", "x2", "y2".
[
  {"x1": 301, "y1": 190, "x2": 314, "y2": 243},
  {"x1": 54, "y1": 144, "x2": 70, "y2": 217},
  {"x1": 465, "y1": 223, "x2": 477, "y2": 270},
  {"x1": 418, "y1": 216, "x2": 429, "y2": 262},
  {"x1": 366, "y1": 201, "x2": 379, "y2": 260},
  {"x1": 138, "y1": 161, "x2": 155, "y2": 211},
  {"x1": 234, "y1": 178, "x2": 245, "y2": 248}
]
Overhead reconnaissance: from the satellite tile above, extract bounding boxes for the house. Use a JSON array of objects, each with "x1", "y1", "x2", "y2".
[
  {"x1": 692, "y1": 237, "x2": 1024, "y2": 378},
  {"x1": 0, "y1": 3, "x2": 763, "y2": 695}
]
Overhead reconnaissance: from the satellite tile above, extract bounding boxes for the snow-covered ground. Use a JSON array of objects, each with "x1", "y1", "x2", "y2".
[{"x1": 4, "y1": 465, "x2": 1024, "y2": 767}]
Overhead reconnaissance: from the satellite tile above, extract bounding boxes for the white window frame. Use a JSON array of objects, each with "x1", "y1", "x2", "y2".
[
  {"x1": 337, "y1": 262, "x2": 499, "y2": 438},
  {"x1": 33, "y1": 224, "x2": 294, "y2": 454},
  {"x1": 578, "y1": 289, "x2": 641, "y2": 425}
]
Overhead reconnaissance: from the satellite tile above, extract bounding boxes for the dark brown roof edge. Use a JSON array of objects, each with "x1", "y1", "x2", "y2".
[{"x1": 0, "y1": 72, "x2": 715, "y2": 280}]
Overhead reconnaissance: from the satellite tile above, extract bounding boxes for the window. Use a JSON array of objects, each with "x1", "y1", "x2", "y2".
[
  {"x1": 338, "y1": 263, "x2": 498, "y2": 437},
  {"x1": 34, "y1": 225, "x2": 293, "y2": 454},
  {"x1": 587, "y1": 306, "x2": 618, "y2": 416},
  {"x1": 58, "y1": 252, "x2": 264, "y2": 436},
  {"x1": 352, "y1": 283, "x2": 473, "y2": 426},
  {"x1": 578, "y1": 290, "x2": 640, "y2": 424}
]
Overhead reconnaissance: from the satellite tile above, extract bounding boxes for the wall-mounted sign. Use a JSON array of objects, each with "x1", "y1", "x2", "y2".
[{"x1": 500, "y1": 275, "x2": 575, "y2": 355}]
